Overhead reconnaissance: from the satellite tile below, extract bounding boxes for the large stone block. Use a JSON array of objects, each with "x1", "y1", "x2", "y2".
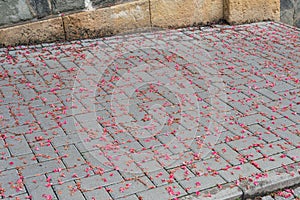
[
  {"x1": 0, "y1": 17, "x2": 65, "y2": 47},
  {"x1": 51, "y1": 0, "x2": 85, "y2": 14},
  {"x1": 150, "y1": 0, "x2": 223, "y2": 28},
  {"x1": 281, "y1": 8, "x2": 295, "y2": 25},
  {"x1": 62, "y1": 0, "x2": 150, "y2": 40},
  {"x1": 280, "y1": 0, "x2": 294, "y2": 10},
  {"x1": 0, "y1": 0, "x2": 34, "y2": 26},
  {"x1": 29, "y1": 0, "x2": 51, "y2": 18},
  {"x1": 224, "y1": 0, "x2": 280, "y2": 24},
  {"x1": 91, "y1": 0, "x2": 132, "y2": 7}
]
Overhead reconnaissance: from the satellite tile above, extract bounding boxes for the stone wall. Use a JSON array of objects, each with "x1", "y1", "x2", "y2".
[
  {"x1": 0, "y1": 0, "x2": 281, "y2": 46},
  {"x1": 1, "y1": 0, "x2": 299, "y2": 28},
  {"x1": 0, "y1": 0, "x2": 134, "y2": 27},
  {"x1": 281, "y1": 0, "x2": 300, "y2": 27}
]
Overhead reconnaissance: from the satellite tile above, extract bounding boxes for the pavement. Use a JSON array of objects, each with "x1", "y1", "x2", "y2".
[{"x1": 0, "y1": 21, "x2": 299, "y2": 200}]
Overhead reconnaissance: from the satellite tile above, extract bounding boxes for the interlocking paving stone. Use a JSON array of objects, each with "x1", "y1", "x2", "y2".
[
  {"x1": 0, "y1": 153, "x2": 37, "y2": 171},
  {"x1": 247, "y1": 124, "x2": 280, "y2": 143},
  {"x1": 257, "y1": 140, "x2": 295, "y2": 156},
  {"x1": 285, "y1": 148, "x2": 300, "y2": 161},
  {"x1": 20, "y1": 159, "x2": 65, "y2": 178},
  {"x1": 294, "y1": 187, "x2": 300, "y2": 197},
  {"x1": 56, "y1": 144, "x2": 85, "y2": 168},
  {"x1": 48, "y1": 164, "x2": 94, "y2": 184},
  {"x1": 53, "y1": 181, "x2": 85, "y2": 199},
  {"x1": 262, "y1": 196, "x2": 275, "y2": 200},
  {"x1": 5, "y1": 135, "x2": 33, "y2": 156},
  {"x1": 107, "y1": 177, "x2": 154, "y2": 199},
  {"x1": 31, "y1": 141, "x2": 59, "y2": 162},
  {"x1": 240, "y1": 148, "x2": 263, "y2": 161},
  {"x1": 79, "y1": 171, "x2": 123, "y2": 190},
  {"x1": 117, "y1": 194, "x2": 139, "y2": 200},
  {"x1": 0, "y1": 22, "x2": 299, "y2": 199},
  {"x1": 213, "y1": 143, "x2": 241, "y2": 165},
  {"x1": 0, "y1": 169, "x2": 24, "y2": 197},
  {"x1": 179, "y1": 174, "x2": 226, "y2": 193},
  {"x1": 255, "y1": 154, "x2": 294, "y2": 171},
  {"x1": 137, "y1": 182, "x2": 186, "y2": 200},
  {"x1": 83, "y1": 188, "x2": 112, "y2": 200},
  {"x1": 24, "y1": 175, "x2": 57, "y2": 200},
  {"x1": 219, "y1": 162, "x2": 261, "y2": 182},
  {"x1": 228, "y1": 136, "x2": 265, "y2": 151},
  {"x1": 189, "y1": 157, "x2": 230, "y2": 174}
]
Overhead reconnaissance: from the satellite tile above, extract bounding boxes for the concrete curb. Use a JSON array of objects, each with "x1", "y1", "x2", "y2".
[
  {"x1": 241, "y1": 162, "x2": 300, "y2": 199},
  {"x1": 181, "y1": 162, "x2": 300, "y2": 200}
]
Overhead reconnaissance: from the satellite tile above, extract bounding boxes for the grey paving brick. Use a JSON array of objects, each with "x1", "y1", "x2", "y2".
[
  {"x1": 228, "y1": 136, "x2": 265, "y2": 151},
  {"x1": 294, "y1": 187, "x2": 300, "y2": 197},
  {"x1": 147, "y1": 168, "x2": 170, "y2": 186},
  {"x1": 108, "y1": 176, "x2": 154, "y2": 199},
  {"x1": 285, "y1": 148, "x2": 300, "y2": 161},
  {"x1": 110, "y1": 154, "x2": 144, "y2": 178},
  {"x1": 82, "y1": 150, "x2": 112, "y2": 172},
  {"x1": 51, "y1": 134, "x2": 82, "y2": 148},
  {"x1": 247, "y1": 124, "x2": 280, "y2": 143},
  {"x1": 169, "y1": 166, "x2": 195, "y2": 181},
  {"x1": 79, "y1": 171, "x2": 123, "y2": 190},
  {"x1": 53, "y1": 181, "x2": 85, "y2": 200},
  {"x1": 137, "y1": 182, "x2": 186, "y2": 200},
  {"x1": 48, "y1": 164, "x2": 94, "y2": 185},
  {"x1": 255, "y1": 153, "x2": 294, "y2": 171},
  {"x1": 21, "y1": 159, "x2": 65, "y2": 178},
  {"x1": 24, "y1": 175, "x2": 56, "y2": 200},
  {"x1": 2, "y1": 193, "x2": 30, "y2": 200},
  {"x1": 213, "y1": 143, "x2": 241, "y2": 165},
  {"x1": 190, "y1": 157, "x2": 229, "y2": 175},
  {"x1": 219, "y1": 162, "x2": 261, "y2": 182},
  {"x1": 274, "y1": 192, "x2": 295, "y2": 200},
  {"x1": 117, "y1": 194, "x2": 139, "y2": 200},
  {"x1": 6, "y1": 135, "x2": 32, "y2": 156},
  {"x1": 261, "y1": 118, "x2": 295, "y2": 131},
  {"x1": 257, "y1": 88, "x2": 282, "y2": 101},
  {"x1": 83, "y1": 188, "x2": 112, "y2": 200},
  {"x1": 179, "y1": 175, "x2": 226, "y2": 193},
  {"x1": 238, "y1": 113, "x2": 268, "y2": 126},
  {"x1": 56, "y1": 145, "x2": 85, "y2": 168},
  {"x1": 31, "y1": 141, "x2": 59, "y2": 162},
  {"x1": 59, "y1": 116, "x2": 82, "y2": 135},
  {"x1": 262, "y1": 196, "x2": 275, "y2": 200},
  {"x1": 0, "y1": 169, "x2": 24, "y2": 197},
  {"x1": 240, "y1": 148, "x2": 263, "y2": 161},
  {"x1": 274, "y1": 129, "x2": 300, "y2": 146},
  {"x1": 0, "y1": 153, "x2": 37, "y2": 171},
  {"x1": 222, "y1": 122, "x2": 252, "y2": 136},
  {"x1": 257, "y1": 140, "x2": 294, "y2": 156}
]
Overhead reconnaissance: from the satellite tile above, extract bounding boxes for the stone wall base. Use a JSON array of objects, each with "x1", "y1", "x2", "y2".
[{"x1": 0, "y1": 0, "x2": 280, "y2": 47}]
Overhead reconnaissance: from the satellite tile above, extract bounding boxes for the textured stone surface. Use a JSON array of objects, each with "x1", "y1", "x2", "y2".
[
  {"x1": 0, "y1": 17, "x2": 65, "y2": 46},
  {"x1": 280, "y1": 0, "x2": 300, "y2": 27},
  {"x1": 63, "y1": 0, "x2": 150, "y2": 40},
  {"x1": 29, "y1": 0, "x2": 51, "y2": 18},
  {"x1": 0, "y1": 0, "x2": 34, "y2": 26},
  {"x1": 92, "y1": 0, "x2": 133, "y2": 7},
  {"x1": 224, "y1": 0, "x2": 280, "y2": 24},
  {"x1": 150, "y1": 0, "x2": 223, "y2": 27},
  {"x1": 51, "y1": 0, "x2": 85, "y2": 14}
]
